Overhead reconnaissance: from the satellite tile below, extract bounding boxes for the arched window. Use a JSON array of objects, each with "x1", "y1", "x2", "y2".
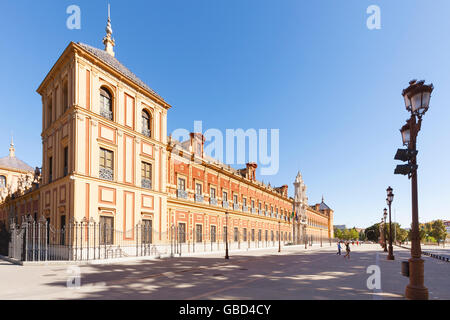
[
  {"x1": 0, "y1": 176, "x2": 6, "y2": 189},
  {"x1": 141, "y1": 109, "x2": 151, "y2": 137},
  {"x1": 100, "y1": 87, "x2": 113, "y2": 120}
]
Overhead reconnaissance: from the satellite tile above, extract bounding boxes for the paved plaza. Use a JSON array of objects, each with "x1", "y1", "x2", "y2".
[{"x1": 0, "y1": 244, "x2": 448, "y2": 300}]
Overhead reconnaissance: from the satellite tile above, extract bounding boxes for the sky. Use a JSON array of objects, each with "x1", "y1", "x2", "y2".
[{"x1": 0, "y1": 0, "x2": 449, "y2": 229}]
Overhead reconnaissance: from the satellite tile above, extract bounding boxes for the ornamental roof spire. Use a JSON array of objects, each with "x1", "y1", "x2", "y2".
[
  {"x1": 9, "y1": 134, "x2": 15, "y2": 158},
  {"x1": 102, "y1": 3, "x2": 115, "y2": 57}
]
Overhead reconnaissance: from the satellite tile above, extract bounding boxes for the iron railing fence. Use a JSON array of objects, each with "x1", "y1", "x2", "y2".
[{"x1": 5, "y1": 216, "x2": 338, "y2": 262}]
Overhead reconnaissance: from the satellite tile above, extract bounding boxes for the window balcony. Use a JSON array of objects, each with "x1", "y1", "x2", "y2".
[
  {"x1": 100, "y1": 107, "x2": 113, "y2": 121},
  {"x1": 233, "y1": 203, "x2": 240, "y2": 211},
  {"x1": 142, "y1": 127, "x2": 151, "y2": 138},
  {"x1": 258, "y1": 209, "x2": 263, "y2": 215},
  {"x1": 141, "y1": 178, "x2": 152, "y2": 189},
  {"x1": 251, "y1": 208, "x2": 256, "y2": 214},
  {"x1": 195, "y1": 194, "x2": 204, "y2": 203},
  {"x1": 242, "y1": 206, "x2": 248, "y2": 212},
  {"x1": 209, "y1": 198, "x2": 217, "y2": 206},
  {"x1": 177, "y1": 189, "x2": 188, "y2": 199},
  {"x1": 99, "y1": 168, "x2": 113, "y2": 181},
  {"x1": 222, "y1": 201, "x2": 229, "y2": 209}
]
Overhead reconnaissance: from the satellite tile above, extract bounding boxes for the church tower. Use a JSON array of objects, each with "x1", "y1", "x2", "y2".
[{"x1": 293, "y1": 171, "x2": 308, "y2": 244}]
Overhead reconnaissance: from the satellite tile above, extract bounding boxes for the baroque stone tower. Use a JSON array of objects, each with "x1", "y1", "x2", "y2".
[{"x1": 293, "y1": 171, "x2": 308, "y2": 244}]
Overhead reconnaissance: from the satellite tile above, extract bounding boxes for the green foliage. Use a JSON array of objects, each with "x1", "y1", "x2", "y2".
[
  {"x1": 431, "y1": 220, "x2": 447, "y2": 244},
  {"x1": 334, "y1": 227, "x2": 359, "y2": 240},
  {"x1": 416, "y1": 220, "x2": 448, "y2": 244},
  {"x1": 365, "y1": 224, "x2": 380, "y2": 242}
]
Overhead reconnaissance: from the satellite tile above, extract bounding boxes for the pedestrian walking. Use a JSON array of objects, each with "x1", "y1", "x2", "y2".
[
  {"x1": 344, "y1": 242, "x2": 351, "y2": 259},
  {"x1": 336, "y1": 241, "x2": 342, "y2": 255}
]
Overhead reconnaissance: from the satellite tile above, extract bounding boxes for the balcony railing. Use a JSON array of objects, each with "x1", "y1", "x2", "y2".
[
  {"x1": 99, "y1": 167, "x2": 113, "y2": 181},
  {"x1": 195, "y1": 194, "x2": 204, "y2": 203},
  {"x1": 142, "y1": 127, "x2": 151, "y2": 138},
  {"x1": 177, "y1": 189, "x2": 188, "y2": 199},
  {"x1": 233, "y1": 203, "x2": 240, "y2": 211},
  {"x1": 141, "y1": 178, "x2": 152, "y2": 189},
  {"x1": 100, "y1": 107, "x2": 113, "y2": 121},
  {"x1": 243, "y1": 206, "x2": 248, "y2": 212},
  {"x1": 251, "y1": 208, "x2": 256, "y2": 214},
  {"x1": 210, "y1": 198, "x2": 217, "y2": 206},
  {"x1": 222, "y1": 201, "x2": 229, "y2": 209}
]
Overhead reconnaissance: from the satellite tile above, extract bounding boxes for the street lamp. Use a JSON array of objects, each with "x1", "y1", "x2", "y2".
[
  {"x1": 383, "y1": 209, "x2": 388, "y2": 252},
  {"x1": 278, "y1": 220, "x2": 281, "y2": 253},
  {"x1": 395, "y1": 79, "x2": 433, "y2": 300},
  {"x1": 225, "y1": 211, "x2": 229, "y2": 259},
  {"x1": 386, "y1": 187, "x2": 395, "y2": 260}
]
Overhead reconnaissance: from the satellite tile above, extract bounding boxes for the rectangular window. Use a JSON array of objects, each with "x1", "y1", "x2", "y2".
[
  {"x1": 210, "y1": 187, "x2": 216, "y2": 199},
  {"x1": 210, "y1": 225, "x2": 216, "y2": 242},
  {"x1": 243, "y1": 198, "x2": 247, "y2": 207},
  {"x1": 178, "y1": 178, "x2": 186, "y2": 191},
  {"x1": 99, "y1": 148, "x2": 114, "y2": 181},
  {"x1": 258, "y1": 230, "x2": 262, "y2": 241},
  {"x1": 196, "y1": 183, "x2": 202, "y2": 195},
  {"x1": 258, "y1": 202, "x2": 262, "y2": 210},
  {"x1": 251, "y1": 200, "x2": 255, "y2": 208},
  {"x1": 243, "y1": 228, "x2": 247, "y2": 242},
  {"x1": 234, "y1": 227, "x2": 239, "y2": 242},
  {"x1": 233, "y1": 194, "x2": 238, "y2": 204},
  {"x1": 63, "y1": 147, "x2": 68, "y2": 177},
  {"x1": 271, "y1": 231, "x2": 274, "y2": 241},
  {"x1": 196, "y1": 224, "x2": 203, "y2": 243},
  {"x1": 63, "y1": 80, "x2": 69, "y2": 111},
  {"x1": 178, "y1": 223, "x2": 186, "y2": 243},
  {"x1": 251, "y1": 229, "x2": 255, "y2": 241},
  {"x1": 142, "y1": 220, "x2": 152, "y2": 244},
  {"x1": 100, "y1": 216, "x2": 114, "y2": 245},
  {"x1": 222, "y1": 191, "x2": 228, "y2": 202},
  {"x1": 48, "y1": 157, "x2": 53, "y2": 182},
  {"x1": 265, "y1": 230, "x2": 268, "y2": 242},
  {"x1": 141, "y1": 162, "x2": 152, "y2": 189}
]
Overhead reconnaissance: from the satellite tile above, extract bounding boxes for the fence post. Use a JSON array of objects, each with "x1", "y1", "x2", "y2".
[{"x1": 136, "y1": 223, "x2": 139, "y2": 257}]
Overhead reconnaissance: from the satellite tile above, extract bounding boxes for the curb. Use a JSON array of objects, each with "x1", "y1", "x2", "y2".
[{"x1": 395, "y1": 245, "x2": 450, "y2": 263}]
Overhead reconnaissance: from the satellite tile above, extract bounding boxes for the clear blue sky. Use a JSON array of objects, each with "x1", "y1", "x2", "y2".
[{"x1": 0, "y1": 0, "x2": 449, "y2": 229}]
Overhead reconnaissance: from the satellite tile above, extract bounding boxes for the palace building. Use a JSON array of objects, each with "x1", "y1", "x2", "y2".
[{"x1": 0, "y1": 13, "x2": 333, "y2": 259}]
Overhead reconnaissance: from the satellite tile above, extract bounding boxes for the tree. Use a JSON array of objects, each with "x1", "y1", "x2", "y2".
[
  {"x1": 334, "y1": 228, "x2": 343, "y2": 240},
  {"x1": 359, "y1": 230, "x2": 367, "y2": 241},
  {"x1": 431, "y1": 220, "x2": 447, "y2": 245},
  {"x1": 365, "y1": 223, "x2": 380, "y2": 242},
  {"x1": 397, "y1": 228, "x2": 408, "y2": 243}
]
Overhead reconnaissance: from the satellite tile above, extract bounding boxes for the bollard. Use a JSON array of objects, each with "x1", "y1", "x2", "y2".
[{"x1": 401, "y1": 261, "x2": 409, "y2": 277}]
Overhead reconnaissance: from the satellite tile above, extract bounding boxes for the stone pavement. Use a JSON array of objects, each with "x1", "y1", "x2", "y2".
[{"x1": 0, "y1": 244, "x2": 448, "y2": 300}]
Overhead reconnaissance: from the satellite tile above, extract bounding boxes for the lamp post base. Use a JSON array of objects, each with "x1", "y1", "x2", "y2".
[
  {"x1": 405, "y1": 257, "x2": 428, "y2": 300},
  {"x1": 387, "y1": 254, "x2": 395, "y2": 260}
]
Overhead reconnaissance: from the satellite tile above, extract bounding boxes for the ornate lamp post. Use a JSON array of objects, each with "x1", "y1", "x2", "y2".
[
  {"x1": 383, "y1": 210, "x2": 388, "y2": 252},
  {"x1": 225, "y1": 211, "x2": 229, "y2": 259},
  {"x1": 394, "y1": 79, "x2": 433, "y2": 300},
  {"x1": 278, "y1": 220, "x2": 281, "y2": 252},
  {"x1": 386, "y1": 186, "x2": 395, "y2": 260}
]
